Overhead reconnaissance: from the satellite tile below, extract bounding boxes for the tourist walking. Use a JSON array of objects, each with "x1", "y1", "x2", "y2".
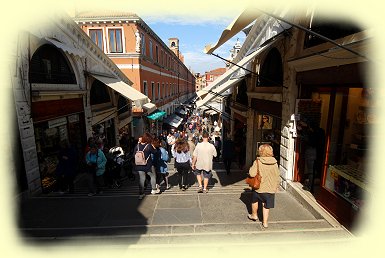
[
  {"x1": 133, "y1": 133, "x2": 160, "y2": 200},
  {"x1": 247, "y1": 144, "x2": 280, "y2": 229},
  {"x1": 55, "y1": 140, "x2": 78, "y2": 194},
  {"x1": 191, "y1": 131, "x2": 217, "y2": 193},
  {"x1": 85, "y1": 142, "x2": 107, "y2": 196},
  {"x1": 222, "y1": 134, "x2": 235, "y2": 175},
  {"x1": 172, "y1": 138, "x2": 192, "y2": 190},
  {"x1": 153, "y1": 138, "x2": 171, "y2": 190}
]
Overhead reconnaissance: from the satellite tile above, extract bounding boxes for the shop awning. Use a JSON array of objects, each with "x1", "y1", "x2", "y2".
[
  {"x1": 196, "y1": 41, "x2": 274, "y2": 108},
  {"x1": 91, "y1": 74, "x2": 149, "y2": 103},
  {"x1": 196, "y1": 78, "x2": 242, "y2": 108},
  {"x1": 143, "y1": 102, "x2": 157, "y2": 114},
  {"x1": 45, "y1": 37, "x2": 84, "y2": 57},
  {"x1": 197, "y1": 41, "x2": 273, "y2": 101},
  {"x1": 175, "y1": 108, "x2": 187, "y2": 115},
  {"x1": 147, "y1": 110, "x2": 167, "y2": 120},
  {"x1": 163, "y1": 114, "x2": 183, "y2": 128},
  {"x1": 204, "y1": 9, "x2": 261, "y2": 55}
]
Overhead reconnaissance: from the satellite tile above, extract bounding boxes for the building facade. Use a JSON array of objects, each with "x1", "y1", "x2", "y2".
[
  {"x1": 205, "y1": 67, "x2": 226, "y2": 87},
  {"x1": 10, "y1": 12, "x2": 150, "y2": 195},
  {"x1": 73, "y1": 12, "x2": 196, "y2": 137}
]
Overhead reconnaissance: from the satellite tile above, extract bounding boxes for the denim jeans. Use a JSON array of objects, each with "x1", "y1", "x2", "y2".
[{"x1": 137, "y1": 170, "x2": 156, "y2": 194}]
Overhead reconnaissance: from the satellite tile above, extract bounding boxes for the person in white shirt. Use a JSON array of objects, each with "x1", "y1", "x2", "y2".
[
  {"x1": 172, "y1": 138, "x2": 192, "y2": 190},
  {"x1": 191, "y1": 131, "x2": 217, "y2": 193}
]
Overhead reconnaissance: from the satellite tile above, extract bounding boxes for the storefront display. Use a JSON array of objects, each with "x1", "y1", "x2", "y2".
[
  {"x1": 296, "y1": 86, "x2": 373, "y2": 228},
  {"x1": 35, "y1": 113, "x2": 84, "y2": 192}
]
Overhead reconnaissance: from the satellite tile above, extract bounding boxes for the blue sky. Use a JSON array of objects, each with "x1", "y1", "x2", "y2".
[{"x1": 141, "y1": 15, "x2": 247, "y2": 75}]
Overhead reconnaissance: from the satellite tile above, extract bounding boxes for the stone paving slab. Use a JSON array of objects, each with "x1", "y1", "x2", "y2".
[{"x1": 152, "y1": 208, "x2": 202, "y2": 225}]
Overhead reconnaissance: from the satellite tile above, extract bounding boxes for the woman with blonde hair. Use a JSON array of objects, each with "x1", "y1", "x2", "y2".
[{"x1": 247, "y1": 144, "x2": 280, "y2": 228}]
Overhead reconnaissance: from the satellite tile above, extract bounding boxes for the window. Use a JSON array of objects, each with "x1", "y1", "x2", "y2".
[
  {"x1": 149, "y1": 41, "x2": 153, "y2": 59},
  {"x1": 157, "y1": 82, "x2": 160, "y2": 100},
  {"x1": 161, "y1": 50, "x2": 164, "y2": 66},
  {"x1": 151, "y1": 82, "x2": 155, "y2": 101},
  {"x1": 305, "y1": 16, "x2": 362, "y2": 48},
  {"x1": 89, "y1": 29, "x2": 104, "y2": 50},
  {"x1": 162, "y1": 83, "x2": 165, "y2": 98},
  {"x1": 141, "y1": 33, "x2": 146, "y2": 55},
  {"x1": 155, "y1": 45, "x2": 159, "y2": 63},
  {"x1": 90, "y1": 79, "x2": 111, "y2": 105},
  {"x1": 143, "y1": 81, "x2": 148, "y2": 96},
  {"x1": 258, "y1": 48, "x2": 283, "y2": 87},
  {"x1": 108, "y1": 28, "x2": 123, "y2": 53},
  {"x1": 29, "y1": 44, "x2": 76, "y2": 84},
  {"x1": 117, "y1": 95, "x2": 129, "y2": 115}
]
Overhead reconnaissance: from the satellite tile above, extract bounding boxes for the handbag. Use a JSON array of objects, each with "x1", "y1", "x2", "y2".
[{"x1": 245, "y1": 160, "x2": 262, "y2": 189}]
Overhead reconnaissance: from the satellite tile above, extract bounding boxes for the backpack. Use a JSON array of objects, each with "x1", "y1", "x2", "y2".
[
  {"x1": 134, "y1": 144, "x2": 150, "y2": 165},
  {"x1": 160, "y1": 147, "x2": 169, "y2": 162}
]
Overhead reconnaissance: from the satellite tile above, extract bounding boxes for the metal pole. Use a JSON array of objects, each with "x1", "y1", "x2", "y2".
[{"x1": 258, "y1": 9, "x2": 368, "y2": 60}]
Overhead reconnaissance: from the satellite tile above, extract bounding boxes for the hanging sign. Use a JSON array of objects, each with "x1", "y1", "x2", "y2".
[{"x1": 48, "y1": 117, "x2": 67, "y2": 128}]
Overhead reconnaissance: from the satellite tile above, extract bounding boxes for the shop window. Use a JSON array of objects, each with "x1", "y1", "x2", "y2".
[
  {"x1": 89, "y1": 29, "x2": 103, "y2": 50},
  {"x1": 257, "y1": 48, "x2": 283, "y2": 87},
  {"x1": 90, "y1": 79, "x2": 111, "y2": 105},
  {"x1": 297, "y1": 87, "x2": 372, "y2": 213},
  {"x1": 29, "y1": 44, "x2": 76, "y2": 84},
  {"x1": 323, "y1": 88, "x2": 372, "y2": 210},
  {"x1": 108, "y1": 28, "x2": 123, "y2": 53},
  {"x1": 304, "y1": 16, "x2": 362, "y2": 48}
]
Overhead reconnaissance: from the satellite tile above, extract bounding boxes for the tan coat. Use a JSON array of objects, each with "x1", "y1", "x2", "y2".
[{"x1": 249, "y1": 157, "x2": 280, "y2": 193}]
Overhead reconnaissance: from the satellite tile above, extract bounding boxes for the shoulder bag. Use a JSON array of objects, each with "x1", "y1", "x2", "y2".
[{"x1": 245, "y1": 159, "x2": 262, "y2": 190}]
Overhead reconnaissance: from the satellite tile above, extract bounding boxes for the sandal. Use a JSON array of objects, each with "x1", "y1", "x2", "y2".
[
  {"x1": 247, "y1": 214, "x2": 257, "y2": 221},
  {"x1": 261, "y1": 223, "x2": 268, "y2": 229}
]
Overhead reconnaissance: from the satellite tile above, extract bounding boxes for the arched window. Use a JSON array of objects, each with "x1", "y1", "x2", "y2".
[
  {"x1": 117, "y1": 95, "x2": 129, "y2": 115},
  {"x1": 29, "y1": 44, "x2": 76, "y2": 84},
  {"x1": 258, "y1": 48, "x2": 283, "y2": 87},
  {"x1": 90, "y1": 79, "x2": 111, "y2": 105},
  {"x1": 236, "y1": 79, "x2": 248, "y2": 106}
]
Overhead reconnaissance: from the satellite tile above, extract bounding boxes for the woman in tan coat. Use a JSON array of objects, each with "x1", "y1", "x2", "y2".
[{"x1": 247, "y1": 144, "x2": 280, "y2": 228}]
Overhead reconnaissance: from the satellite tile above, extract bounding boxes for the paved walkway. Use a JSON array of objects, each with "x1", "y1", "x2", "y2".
[{"x1": 17, "y1": 162, "x2": 353, "y2": 247}]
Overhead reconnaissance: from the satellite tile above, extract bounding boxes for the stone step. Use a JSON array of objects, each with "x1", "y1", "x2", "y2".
[{"x1": 21, "y1": 219, "x2": 353, "y2": 243}]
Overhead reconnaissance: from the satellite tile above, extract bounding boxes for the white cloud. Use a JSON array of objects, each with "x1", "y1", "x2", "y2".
[
  {"x1": 183, "y1": 51, "x2": 227, "y2": 74},
  {"x1": 141, "y1": 14, "x2": 232, "y2": 26}
]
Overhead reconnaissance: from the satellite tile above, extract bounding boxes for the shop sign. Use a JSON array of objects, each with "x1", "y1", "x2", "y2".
[
  {"x1": 48, "y1": 117, "x2": 67, "y2": 128},
  {"x1": 68, "y1": 114, "x2": 79, "y2": 123}
]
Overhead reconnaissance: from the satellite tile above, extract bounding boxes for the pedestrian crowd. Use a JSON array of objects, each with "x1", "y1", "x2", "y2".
[{"x1": 53, "y1": 110, "x2": 280, "y2": 228}]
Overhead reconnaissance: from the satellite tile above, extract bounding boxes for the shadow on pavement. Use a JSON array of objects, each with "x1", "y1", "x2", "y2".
[{"x1": 17, "y1": 172, "x2": 149, "y2": 245}]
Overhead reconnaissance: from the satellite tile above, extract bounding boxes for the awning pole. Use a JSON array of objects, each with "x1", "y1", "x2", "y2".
[
  {"x1": 258, "y1": 9, "x2": 368, "y2": 60},
  {"x1": 211, "y1": 53, "x2": 259, "y2": 76}
]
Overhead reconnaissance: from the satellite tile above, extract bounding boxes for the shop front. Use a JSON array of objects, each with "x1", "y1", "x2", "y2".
[
  {"x1": 32, "y1": 98, "x2": 85, "y2": 192},
  {"x1": 295, "y1": 63, "x2": 371, "y2": 230}
]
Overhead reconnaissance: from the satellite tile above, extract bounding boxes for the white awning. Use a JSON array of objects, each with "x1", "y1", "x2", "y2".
[
  {"x1": 45, "y1": 37, "x2": 84, "y2": 57},
  {"x1": 204, "y1": 9, "x2": 261, "y2": 55},
  {"x1": 91, "y1": 74, "x2": 149, "y2": 103},
  {"x1": 197, "y1": 41, "x2": 273, "y2": 101},
  {"x1": 196, "y1": 41, "x2": 274, "y2": 108},
  {"x1": 196, "y1": 78, "x2": 242, "y2": 108},
  {"x1": 142, "y1": 102, "x2": 157, "y2": 114},
  {"x1": 206, "y1": 110, "x2": 218, "y2": 115},
  {"x1": 164, "y1": 114, "x2": 183, "y2": 128}
]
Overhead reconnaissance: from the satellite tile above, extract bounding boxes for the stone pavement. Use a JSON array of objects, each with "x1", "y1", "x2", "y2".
[{"x1": 17, "y1": 161, "x2": 354, "y2": 249}]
